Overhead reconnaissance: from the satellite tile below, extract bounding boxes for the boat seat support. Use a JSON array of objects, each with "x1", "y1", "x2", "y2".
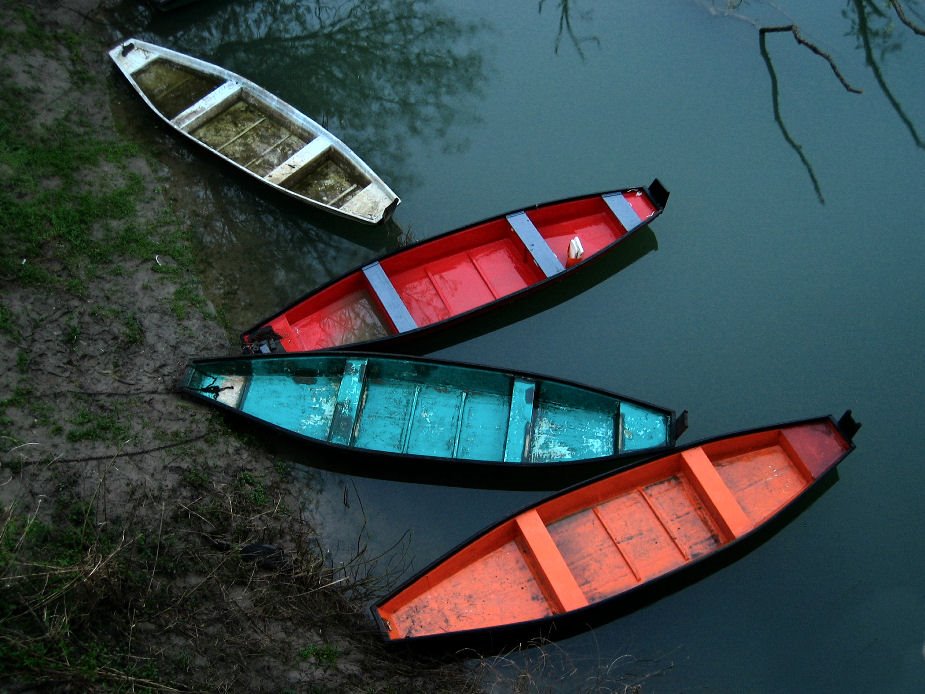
[
  {"x1": 340, "y1": 182, "x2": 395, "y2": 222},
  {"x1": 264, "y1": 136, "x2": 331, "y2": 186},
  {"x1": 602, "y1": 192, "x2": 645, "y2": 231},
  {"x1": 172, "y1": 81, "x2": 242, "y2": 132},
  {"x1": 328, "y1": 358, "x2": 368, "y2": 445},
  {"x1": 515, "y1": 510, "x2": 588, "y2": 613},
  {"x1": 681, "y1": 447, "x2": 753, "y2": 540},
  {"x1": 362, "y1": 262, "x2": 417, "y2": 333},
  {"x1": 503, "y1": 379, "x2": 535, "y2": 462},
  {"x1": 506, "y1": 212, "x2": 565, "y2": 278}
]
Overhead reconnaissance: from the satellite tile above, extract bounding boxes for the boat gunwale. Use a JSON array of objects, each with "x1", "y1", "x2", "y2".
[
  {"x1": 239, "y1": 180, "x2": 669, "y2": 351},
  {"x1": 178, "y1": 349, "x2": 683, "y2": 472},
  {"x1": 108, "y1": 38, "x2": 399, "y2": 224},
  {"x1": 370, "y1": 412, "x2": 858, "y2": 647}
]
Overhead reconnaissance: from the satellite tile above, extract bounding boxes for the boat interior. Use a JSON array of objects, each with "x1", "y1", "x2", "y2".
[
  {"x1": 128, "y1": 56, "x2": 371, "y2": 210},
  {"x1": 185, "y1": 356, "x2": 669, "y2": 462},
  {"x1": 271, "y1": 191, "x2": 660, "y2": 350},
  {"x1": 376, "y1": 422, "x2": 844, "y2": 639}
]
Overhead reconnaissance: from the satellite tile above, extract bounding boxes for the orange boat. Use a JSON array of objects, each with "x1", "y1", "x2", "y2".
[{"x1": 372, "y1": 412, "x2": 860, "y2": 648}]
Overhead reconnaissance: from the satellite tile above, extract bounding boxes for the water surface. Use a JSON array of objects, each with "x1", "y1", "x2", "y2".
[{"x1": 117, "y1": 1, "x2": 925, "y2": 690}]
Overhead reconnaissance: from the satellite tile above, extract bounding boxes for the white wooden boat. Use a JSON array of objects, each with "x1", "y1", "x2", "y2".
[{"x1": 109, "y1": 38, "x2": 400, "y2": 224}]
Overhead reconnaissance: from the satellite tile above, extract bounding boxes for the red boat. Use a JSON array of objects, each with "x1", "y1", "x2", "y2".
[
  {"x1": 242, "y1": 180, "x2": 669, "y2": 353},
  {"x1": 372, "y1": 412, "x2": 860, "y2": 648}
]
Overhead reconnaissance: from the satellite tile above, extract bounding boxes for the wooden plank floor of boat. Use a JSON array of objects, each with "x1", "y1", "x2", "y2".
[
  {"x1": 380, "y1": 431, "x2": 821, "y2": 637},
  {"x1": 352, "y1": 369, "x2": 514, "y2": 460},
  {"x1": 132, "y1": 59, "x2": 221, "y2": 120}
]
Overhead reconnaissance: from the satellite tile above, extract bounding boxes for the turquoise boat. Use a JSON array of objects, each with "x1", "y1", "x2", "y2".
[{"x1": 180, "y1": 353, "x2": 686, "y2": 487}]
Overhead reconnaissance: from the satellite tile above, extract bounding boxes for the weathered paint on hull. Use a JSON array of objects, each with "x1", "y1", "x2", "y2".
[
  {"x1": 373, "y1": 414, "x2": 859, "y2": 645},
  {"x1": 180, "y1": 353, "x2": 679, "y2": 467},
  {"x1": 109, "y1": 39, "x2": 399, "y2": 224}
]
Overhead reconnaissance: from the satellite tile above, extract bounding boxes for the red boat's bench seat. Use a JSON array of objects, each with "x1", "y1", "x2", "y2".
[
  {"x1": 506, "y1": 212, "x2": 566, "y2": 278},
  {"x1": 602, "y1": 192, "x2": 644, "y2": 231},
  {"x1": 362, "y1": 261, "x2": 418, "y2": 333}
]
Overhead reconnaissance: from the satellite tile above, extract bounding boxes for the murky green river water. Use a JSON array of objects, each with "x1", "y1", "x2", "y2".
[{"x1": 111, "y1": 1, "x2": 924, "y2": 690}]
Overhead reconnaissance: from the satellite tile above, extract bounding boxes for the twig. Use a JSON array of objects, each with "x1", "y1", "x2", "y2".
[
  {"x1": 6, "y1": 442, "x2": 41, "y2": 453},
  {"x1": 890, "y1": 0, "x2": 925, "y2": 35},
  {"x1": 54, "y1": 389, "x2": 173, "y2": 397},
  {"x1": 10, "y1": 433, "x2": 209, "y2": 467},
  {"x1": 145, "y1": 502, "x2": 167, "y2": 604},
  {"x1": 760, "y1": 24, "x2": 863, "y2": 93},
  {"x1": 176, "y1": 499, "x2": 217, "y2": 531},
  {"x1": 14, "y1": 497, "x2": 44, "y2": 553},
  {"x1": 854, "y1": 0, "x2": 924, "y2": 148}
]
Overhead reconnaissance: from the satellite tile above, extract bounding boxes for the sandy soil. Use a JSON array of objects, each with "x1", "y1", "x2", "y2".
[{"x1": 0, "y1": 1, "x2": 470, "y2": 691}]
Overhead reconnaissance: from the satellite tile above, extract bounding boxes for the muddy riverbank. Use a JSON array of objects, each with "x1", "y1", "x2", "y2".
[{"x1": 0, "y1": 2, "x2": 472, "y2": 690}]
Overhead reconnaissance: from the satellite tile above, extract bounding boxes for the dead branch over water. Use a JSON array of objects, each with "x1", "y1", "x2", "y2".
[{"x1": 759, "y1": 24, "x2": 863, "y2": 93}]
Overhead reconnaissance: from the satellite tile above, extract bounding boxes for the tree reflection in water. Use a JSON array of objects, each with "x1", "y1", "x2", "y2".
[
  {"x1": 538, "y1": 0, "x2": 600, "y2": 59},
  {"x1": 150, "y1": 0, "x2": 489, "y2": 192},
  {"x1": 845, "y1": 0, "x2": 925, "y2": 149},
  {"x1": 699, "y1": 0, "x2": 924, "y2": 202}
]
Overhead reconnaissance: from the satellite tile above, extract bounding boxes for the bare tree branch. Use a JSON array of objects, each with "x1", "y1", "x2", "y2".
[
  {"x1": 760, "y1": 24, "x2": 863, "y2": 93},
  {"x1": 758, "y1": 31, "x2": 825, "y2": 204},
  {"x1": 889, "y1": 0, "x2": 925, "y2": 35}
]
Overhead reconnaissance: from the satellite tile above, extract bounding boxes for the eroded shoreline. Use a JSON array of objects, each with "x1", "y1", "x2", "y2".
[{"x1": 0, "y1": 2, "x2": 470, "y2": 690}]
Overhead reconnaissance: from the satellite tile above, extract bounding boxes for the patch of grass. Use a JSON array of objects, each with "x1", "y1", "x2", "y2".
[
  {"x1": 181, "y1": 464, "x2": 211, "y2": 490},
  {"x1": 170, "y1": 282, "x2": 212, "y2": 321},
  {"x1": 16, "y1": 350, "x2": 30, "y2": 373},
  {"x1": 0, "y1": 381, "x2": 59, "y2": 446},
  {"x1": 0, "y1": 301, "x2": 18, "y2": 338},
  {"x1": 0, "y1": 55, "x2": 206, "y2": 321},
  {"x1": 29, "y1": 400, "x2": 54, "y2": 430},
  {"x1": 0, "y1": 24, "x2": 175, "y2": 301},
  {"x1": 236, "y1": 470, "x2": 270, "y2": 509},
  {"x1": 273, "y1": 458, "x2": 293, "y2": 478},
  {"x1": 121, "y1": 312, "x2": 144, "y2": 345},
  {"x1": 66, "y1": 407, "x2": 130, "y2": 444},
  {"x1": 299, "y1": 643, "x2": 341, "y2": 667},
  {"x1": 0, "y1": 125, "x2": 144, "y2": 287},
  {"x1": 0, "y1": 6, "x2": 83, "y2": 64},
  {"x1": 63, "y1": 321, "x2": 81, "y2": 350},
  {"x1": 89, "y1": 305, "x2": 145, "y2": 346},
  {"x1": 0, "y1": 490, "x2": 163, "y2": 689}
]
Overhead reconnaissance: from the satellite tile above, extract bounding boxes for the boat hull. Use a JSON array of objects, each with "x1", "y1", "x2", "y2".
[
  {"x1": 372, "y1": 413, "x2": 860, "y2": 649},
  {"x1": 178, "y1": 352, "x2": 685, "y2": 488},
  {"x1": 109, "y1": 39, "x2": 399, "y2": 224},
  {"x1": 241, "y1": 180, "x2": 669, "y2": 353}
]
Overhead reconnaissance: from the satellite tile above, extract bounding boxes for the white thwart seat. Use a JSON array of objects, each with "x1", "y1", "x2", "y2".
[
  {"x1": 263, "y1": 136, "x2": 331, "y2": 186},
  {"x1": 172, "y1": 81, "x2": 242, "y2": 132}
]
